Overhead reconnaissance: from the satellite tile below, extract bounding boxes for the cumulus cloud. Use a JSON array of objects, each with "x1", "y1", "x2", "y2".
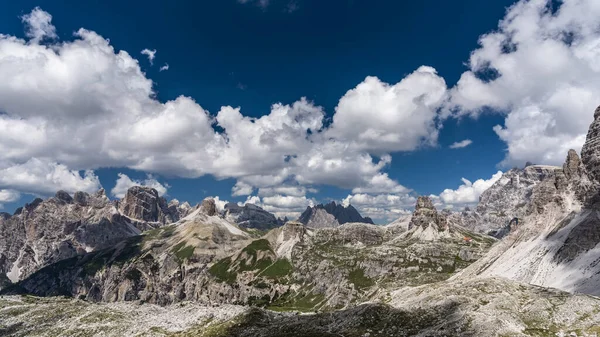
[
  {"x1": 449, "y1": 139, "x2": 472, "y2": 149},
  {"x1": 438, "y1": 171, "x2": 503, "y2": 206},
  {"x1": 211, "y1": 196, "x2": 228, "y2": 212},
  {"x1": 21, "y1": 6, "x2": 57, "y2": 43},
  {"x1": 232, "y1": 181, "x2": 254, "y2": 196},
  {"x1": 0, "y1": 8, "x2": 446, "y2": 214},
  {"x1": 448, "y1": 0, "x2": 600, "y2": 166},
  {"x1": 342, "y1": 193, "x2": 416, "y2": 223},
  {"x1": 238, "y1": 194, "x2": 314, "y2": 219},
  {"x1": 111, "y1": 173, "x2": 169, "y2": 198},
  {"x1": 159, "y1": 63, "x2": 169, "y2": 71},
  {"x1": 0, "y1": 159, "x2": 101, "y2": 196},
  {"x1": 328, "y1": 66, "x2": 447, "y2": 154},
  {"x1": 0, "y1": 190, "x2": 20, "y2": 209},
  {"x1": 141, "y1": 48, "x2": 156, "y2": 64}
]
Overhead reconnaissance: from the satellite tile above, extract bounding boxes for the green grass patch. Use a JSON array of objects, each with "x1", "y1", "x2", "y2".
[
  {"x1": 260, "y1": 259, "x2": 293, "y2": 279},
  {"x1": 348, "y1": 268, "x2": 374, "y2": 289},
  {"x1": 171, "y1": 241, "x2": 195, "y2": 263},
  {"x1": 209, "y1": 257, "x2": 237, "y2": 283},
  {"x1": 242, "y1": 239, "x2": 273, "y2": 255},
  {"x1": 268, "y1": 291, "x2": 325, "y2": 312}
]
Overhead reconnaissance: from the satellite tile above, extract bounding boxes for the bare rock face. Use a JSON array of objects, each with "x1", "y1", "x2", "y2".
[
  {"x1": 298, "y1": 201, "x2": 373, "y2": 228},
  {"x1": 117, "y1": 186, "x2": 183, "y2": 225},
  {"x1": 223, "y1": 203, "x2": 280, "y2": 230},
  {"x1": 0, "y1": 186, "x2": 190, "y2": 286},
  {"x1": 0, "y1": 190, "x2": 140, "y2": 283},
  {"x1": 200, "y1": 198, "x2": 217, "y2": 216},
  {"x1": 563, "y1": 149, "x2": 584, "y2": 180},
  {"x1": 409, "y1": 196, "x2": 447, "y2": 230},
  {"x1": 581, "y1": 106, "x2": 600, "y2": 183},
  {"x1": 298, "y1": 207, "x2": 339, "y2": 228}
]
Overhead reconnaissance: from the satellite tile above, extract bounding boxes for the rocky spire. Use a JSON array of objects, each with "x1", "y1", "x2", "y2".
[
  {"x1": 200, "y1": 198, "x2": 217, "y2": 216},
  {"x1": 581, "y1": 106, "x2": 600, "y2": 183},
  {"x1": 563, "y1": 149, "x2": 584, "y2": 180},
  {"x1": 409, "y1": 196, "x2": 447, "y2": 230}
]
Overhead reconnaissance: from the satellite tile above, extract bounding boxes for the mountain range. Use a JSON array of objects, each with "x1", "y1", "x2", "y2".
[{"x1": 2, "y1": 108, "x2": 600, "y2": 335}]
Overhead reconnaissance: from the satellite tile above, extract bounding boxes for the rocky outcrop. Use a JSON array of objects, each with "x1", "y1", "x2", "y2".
[
  {"x1": 223, "y1": 203, "x2": 280, "y2": 230},
  {"x1": 454, "y1": 105, "x2": 600, "y2": 296},
  {"x1": 0, "y1": 186, "x2": 190, "y2": 285},
  {"x1": 581, "y1": 106, "x2": 600, "y2": 183},
  {"x1": 7, "y1": 210, "x2": 492, "y2": 310},
  {"x1": 5, "y1": 275, "x2": 600, "y2": 337},
  {"x1": 200, "y1": 198, "x2": 217, "y2": 216},
  {"x1": 298, "y1": 201, "x2": 373, "y2": 228},
  {"x1": 0, "y1": 189, "x2": 139, "y2": 283},
  {"x1": 117, "y1": 186, "x2": 186, "y2": 225},
  {"x1": 298, "y1": 207, "x2": 339, "y2": 228}
]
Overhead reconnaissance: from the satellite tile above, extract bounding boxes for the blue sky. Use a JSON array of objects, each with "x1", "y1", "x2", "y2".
[{"x1": 0, "y1": 0, "x2": 598, "y2": 222}]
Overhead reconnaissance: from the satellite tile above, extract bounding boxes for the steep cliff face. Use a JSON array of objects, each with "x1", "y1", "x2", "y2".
[
  {"x1": 117, "y1": 186, "x2": 190, "y2": 226},
  {"x1": 455, "y1": 105, "x2": 600, "y2": 296},
  {"x1": 0, "y1": 187, "x2": 189, "y2": 285},
  {"x1": 466, "y1": 165, "x2": 560, "y2": 236},
  {"x1": 0, "y1": 189, "x2": 137, "y2": 283},
  {"x1": 298, "y1": 201, "x2": 373, "y2": 228}
]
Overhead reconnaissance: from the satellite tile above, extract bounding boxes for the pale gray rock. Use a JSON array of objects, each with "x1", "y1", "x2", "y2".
[
  {"x1": 224, "y1": 202, "x2": 279, "y2": 230},
  {"x1": 581, "y1": 106, "x2": 600, "y2": 183}
]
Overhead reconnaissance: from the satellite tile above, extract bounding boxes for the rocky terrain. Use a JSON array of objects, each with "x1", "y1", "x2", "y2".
[
  {"x1": 454, "y1": 105, "x2": 600, "y2": 296},
  {"x1": 223, "y1": 202, "x2": 284, "y2": 230},
  {"x1": 0, "y1": 187, "x2": 190, "y2": 285},
  {"x1": 298, "y1": 201, "x2": 374, "y2": 228},
  {"x1": 2, "y1": 196, "x2": 492, "y2": 312},
  {"x1": 2, "y1": 276, "x2": 600, "y2": 336}
]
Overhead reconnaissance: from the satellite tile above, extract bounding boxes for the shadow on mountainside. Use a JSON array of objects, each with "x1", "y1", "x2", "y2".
[
  {"x1": 189, "y1": 301, "x2": 466, "y2": 337},
  {"x1": 1, "y1": 235, "x2": 144, "y2": 299}
]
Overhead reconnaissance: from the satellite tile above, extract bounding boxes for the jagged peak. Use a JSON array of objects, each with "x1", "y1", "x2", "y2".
[
  {"x1": 200, "y1": 198, "x2": 217, "y2": 216},
  {"x1": 54, "y1": 190, "x2": 73, "y2": 203},
  {"x1": 415, "y1": 196, "x2": 435, "y2": 211}
]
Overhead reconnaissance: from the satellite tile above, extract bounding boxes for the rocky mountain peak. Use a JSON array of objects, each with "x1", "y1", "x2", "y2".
[
  {"x1": 563, "y1": 149, "x2": 584, "y2": 180},
  {"x1": 54, "y1": 191, "x2": 73, "y2": 204},
  {"x1": 415, "y1": 195, "x2": 435, "y2": 210},
  {"x1": 298, "y1": 201, "x2": 373, "y2": 228},
  {"x1": 223, "y1": 202, "x2": 280, "y2": 230},
  {"x1": 409, "y1": 196, "x2": 446, "y2": 230},
  {"x1": 116, "y1": 186, "x2": 184, "y2": 224},
  {"x1": 581, "y1": 105, "x2": 600, "y2": 183},
  {"x1": 200, "y1": 198, "x2": 217, "y2": 216}
]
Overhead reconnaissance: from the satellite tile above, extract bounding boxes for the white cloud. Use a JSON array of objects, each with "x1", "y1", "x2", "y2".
[
  {"x1": 141, "y1": 48, "x2": 156, "y2": 65},
  {"x1": 328, "y1": 66, "x2": 447, "y2": 154},
  {"x1": 238, "y1": 194, "x2": 314, "y2": 219},
  {"x1": 0, "y1": 8, "x2": 445, "y2": 214},
  {"x1": 232, "y1": 181, "x2": 254, "y2": 196},
  {"x1": 342, "y1": 193, "x2": 416, "y2": 222},
  {"x1": 21, "y1": 6, "x2": 57, "y2": 43},
  {"x1": 449, "y1": 139, "x2": 472, "y2": 149},
  {"x1": 111, "y1": 173, "x2": 169, "y2": 198},
  {"x1": 0, "y1": 158, "x2": 101, "y2": 195},
  {"x1": 160, "y1": 63, "x2": 169, "y2": 72},
  {"x1": 448, "y1": 0, "x2": 600, "y2": 166},
  {"x1": 211, "y1": 196, "x2": 228, "y2": 212},
  {"x1": 438, "y1": 171, "x2": 503, "y2": 206},
  {"x1": 258, "y1": 186, "x2": 309, "y2": 197},
  {"x1": 0, "y1": 189, "x2": 20, "y2": 209}
]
